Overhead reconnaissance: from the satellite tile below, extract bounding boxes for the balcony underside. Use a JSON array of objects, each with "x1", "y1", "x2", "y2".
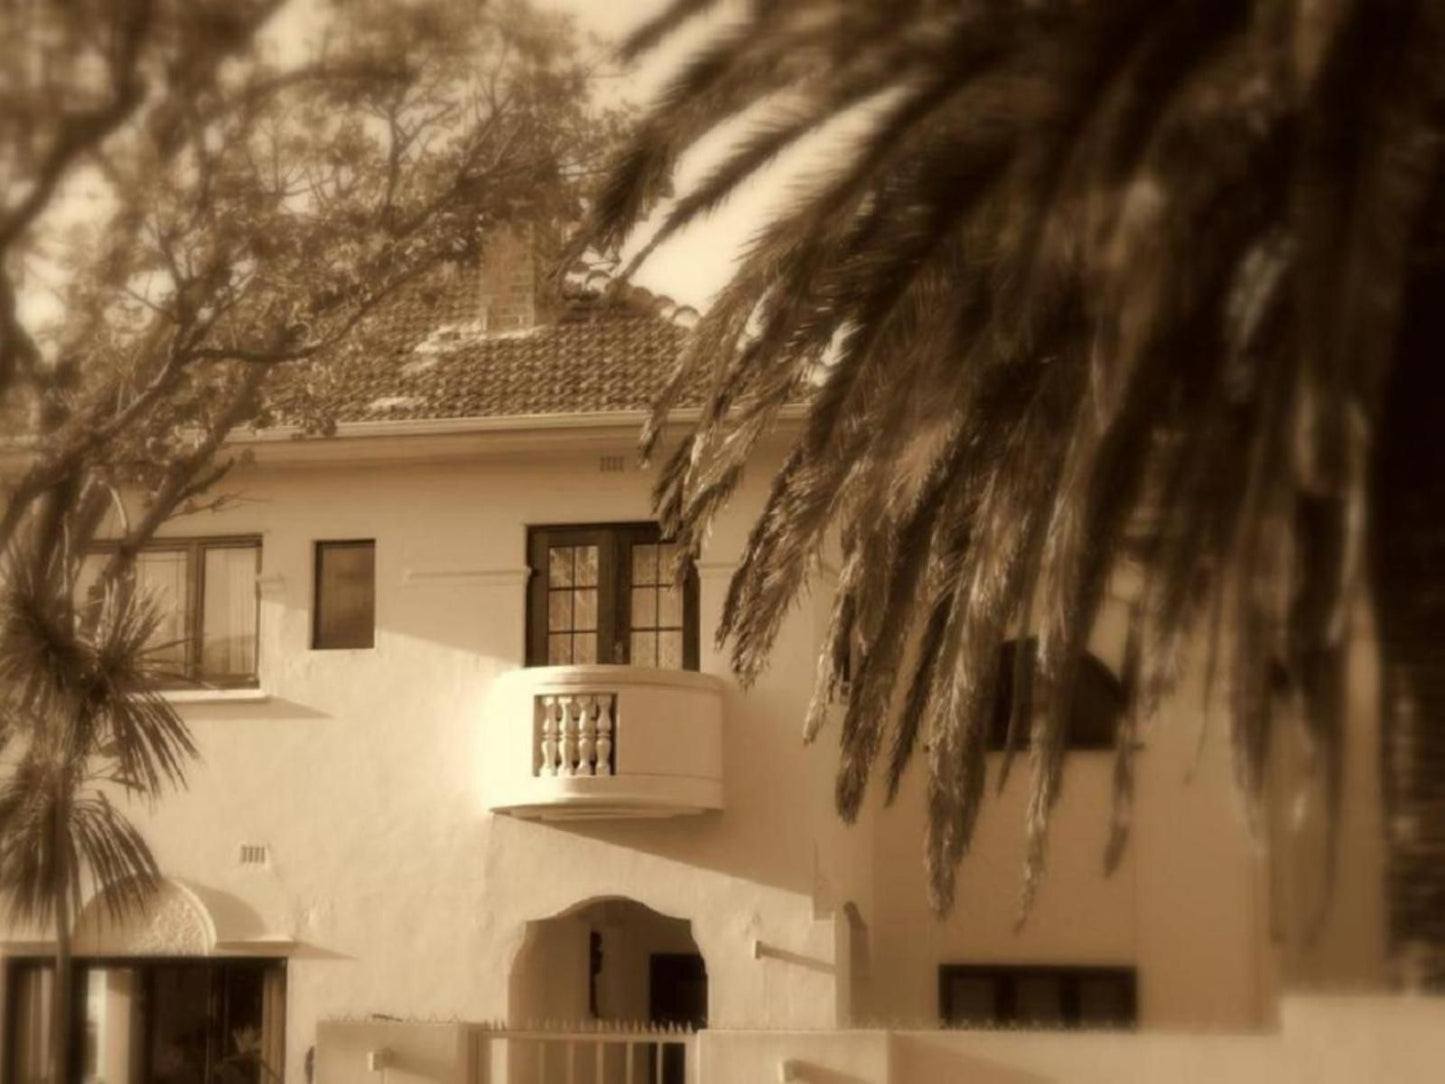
[{"x1": 489, "y1": 774, "x2": 723, "y2": 820}]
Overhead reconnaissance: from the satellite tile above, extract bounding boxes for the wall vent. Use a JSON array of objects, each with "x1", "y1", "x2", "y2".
[
  {"x1": 238, "y1": 844, "x2": 268, "y2": 866},
  {"x1": 599, "y1": 455, "x2": 626, "y2": 473}
]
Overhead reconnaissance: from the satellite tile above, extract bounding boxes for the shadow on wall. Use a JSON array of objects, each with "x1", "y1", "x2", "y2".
[
  {"x1": 781, "y1": 1060, "x2": 884, "y2": 1084},
  {"x1": 884, "y1": 1046, "x2": 1054, "y2": 1084},
  {"x1": 315, "y1": 1020, "x2": 467, "y2": 1084},
  {"x1": 508, "y1": 896, "x2": 706, "y2": 1027},
  {"x1": 73, "y1": 877, "x2": 355, "y2": 961},
  {"x1": 173, "y1": 695, "x2": 332, "y2": 722},
  {"x1": 755, "y1": 940, "x2": 835, "y2": 975},
  {"x1": 486, "y1": 679, "x2": 835, "y2": 903}
]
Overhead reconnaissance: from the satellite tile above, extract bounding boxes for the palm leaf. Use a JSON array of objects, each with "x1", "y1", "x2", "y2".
[{"x1": 595, "y1": 0, "x2": 1445, "y2": 931}]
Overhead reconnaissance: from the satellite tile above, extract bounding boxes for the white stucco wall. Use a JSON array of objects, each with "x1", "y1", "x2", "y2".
[
  {"x1": 18, "y1": 439, "x2": 852, "y2": 1082},
  {"x1": 0, "y1": 424, "x2": 1389, "y2": 1081},
  {"x1": 859, "y1": 573, "x2": 1388, "y2": 1032}
]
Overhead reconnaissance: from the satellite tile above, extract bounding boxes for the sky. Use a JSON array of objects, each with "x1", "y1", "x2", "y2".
[
  {"x1": 21, "y1": 1, "x2": 826, "y2": 327},
  {"x1": 537, "y1": 0, "x2": 838, "y2": 311}
]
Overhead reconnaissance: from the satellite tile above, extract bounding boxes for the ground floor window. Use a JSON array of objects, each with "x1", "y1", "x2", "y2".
[
  {"x1": 4, "y1": 958, "x2": 285, "y2": 1084},
  {"x1": 938, "y1": 964, "x2": 1136, "y2": 1029}
]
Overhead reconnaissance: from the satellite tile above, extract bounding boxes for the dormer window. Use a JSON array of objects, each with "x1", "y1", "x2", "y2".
[{"x1": 525, "y1": 524, "x2": 699, "y2": 670}]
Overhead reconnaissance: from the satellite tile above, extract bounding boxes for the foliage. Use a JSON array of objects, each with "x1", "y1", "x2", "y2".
[
  {"x1": 0, "y1": 545, "x2": 191, "y2": 929},
  {"x1": 0, "y1": 0, "x2": 625, "y2": 1073},
  {"x1": 4, "y1": 0, "x2": 625, "y2": 564},
  {"x1": 590, "y1": 0, "x2": 1445, "y2": 917}
]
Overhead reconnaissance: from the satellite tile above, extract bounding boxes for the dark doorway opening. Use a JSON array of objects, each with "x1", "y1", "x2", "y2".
[
  {"x1": 648, "y1": 952, "x2": 707, "y2": 1027},
  {"x1": 649, "y1": 952, "x2": 706, "y2": 1084}
]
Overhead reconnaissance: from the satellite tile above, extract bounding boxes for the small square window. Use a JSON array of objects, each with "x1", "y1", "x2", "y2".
[{"x1": 314, "y1": 541, "x2": 375, "y2": 650}]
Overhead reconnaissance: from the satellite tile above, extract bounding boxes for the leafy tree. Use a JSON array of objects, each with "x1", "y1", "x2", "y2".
[
  {"x1": 0, "y1": 0, "x2": 621, "y2": 1077},
  {"x1": 590, "y1": 0, "x2": 1445, "y2": 985}
]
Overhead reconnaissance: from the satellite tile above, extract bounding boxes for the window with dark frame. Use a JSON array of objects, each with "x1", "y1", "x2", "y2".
[
  {"x1": 986, "y1": 639, "x2": 1126, "y2": 751},
  {"x1": 3, "y1": 956, "x2": 286, "y2": 1084},
  {"x1": 78, "y1": 537, "x2": 261, "y2": 688},
  {"x1": 938, "y1": 964, "x2": 1137, "y2": 1029},
  {"x1": 526, "y1": 524, "x2": 699, "y2": 670},
  {"x1": 313, "y1": 540, "x2": 376, "y2": 650}
]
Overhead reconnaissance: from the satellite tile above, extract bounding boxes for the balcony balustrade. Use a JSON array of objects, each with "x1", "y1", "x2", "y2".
[{"x1": 485, "y1": 665, "x2": 725, "y2": 819}]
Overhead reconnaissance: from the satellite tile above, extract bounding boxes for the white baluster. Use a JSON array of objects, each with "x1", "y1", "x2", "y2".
[
  {"x1": 560, "y1": 696, "x2": 579, "y2": 776},
  {"x1": 577, "y1": 695, "x2": 597, "y2": 777},
  {"x1": 539, "y1": 696, "x2": 560, "y2": 776},
  {"x1": 596, "y1": 695, "x2": 614, "y2": 776}
]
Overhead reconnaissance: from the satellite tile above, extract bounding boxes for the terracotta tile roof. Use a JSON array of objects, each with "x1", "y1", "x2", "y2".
[{"x1": 268, "y1": 262, "x2": 697, "y2": 425}]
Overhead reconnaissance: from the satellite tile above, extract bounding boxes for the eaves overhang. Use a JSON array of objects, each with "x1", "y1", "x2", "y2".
[{"x1": 223, "y1": 404, "x2": 808, "y2": 468}]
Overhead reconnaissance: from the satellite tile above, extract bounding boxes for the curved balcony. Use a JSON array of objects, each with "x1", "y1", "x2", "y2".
[{"x1": 484, "y1": 665, "x2": 725, "y2": 820}]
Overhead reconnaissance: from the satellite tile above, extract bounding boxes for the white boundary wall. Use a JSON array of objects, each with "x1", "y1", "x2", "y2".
[{"x1": 317, "y1": 996, "x2": 1444, "y2": 1084}]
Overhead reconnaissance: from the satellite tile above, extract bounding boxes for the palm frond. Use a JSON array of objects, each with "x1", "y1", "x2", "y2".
[
  {"x1": 71, "y1": 792, "x2": 162, "y2": 923},
  {"x1": 86, "y1": 576, "x2": 199, "y2": 794},
  {"x1": 618, "y1": 0, "x2": 724, "y2": 63},
  {"x1": 0, "y1": 754, "x2": 77, "y2": 927},
  {"x1": 0, "y1": 511, "x2": 194, "y2": 936},
  {"x1": 597, "y1": 0, "x2": 1445, "y2": 925}
]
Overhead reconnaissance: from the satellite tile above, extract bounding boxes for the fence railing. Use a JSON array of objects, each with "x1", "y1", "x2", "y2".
[{"x1": 466, "y1": 1021, "x2": 697, "y2": 1084}]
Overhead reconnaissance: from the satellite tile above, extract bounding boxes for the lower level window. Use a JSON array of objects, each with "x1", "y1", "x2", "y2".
[
  {"x1": 4, "y1": 957, "x2": 286, "y2": 1083},
  {"x1": 939, "y1": 964, "x2": 1136, "y2": 1029}
]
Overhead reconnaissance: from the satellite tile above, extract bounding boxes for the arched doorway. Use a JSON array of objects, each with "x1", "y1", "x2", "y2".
[{"x1": 509, "y1": 898, "x2": 706, "y2": 1083}]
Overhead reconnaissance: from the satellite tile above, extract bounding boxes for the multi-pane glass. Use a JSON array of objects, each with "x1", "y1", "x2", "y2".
[
  {"x1": 939, "y1": 966, "x2": 1136, "y2": 1029},
  {"x1": 76, "y1": 540, "x2": 260, "y2": 684},
  {"x1": 528, "y1": 525, "x2": 695, "y2": 671},
  {"x1": 627, "y1": 541, "x2": 684, "y2": 668},
  {"x1": 546, "y1": 544, "x2": 599, "y2": 664}
]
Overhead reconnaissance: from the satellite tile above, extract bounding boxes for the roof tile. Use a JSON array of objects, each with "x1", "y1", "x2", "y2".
[{"x1": 269, "y1": 261, "x2": 696, "y2": 424}]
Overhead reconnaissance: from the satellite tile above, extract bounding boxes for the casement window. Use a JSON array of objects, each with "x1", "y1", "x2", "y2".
[
  {"x1": 938, "y1": 964, "x2": 1137, "y2": 1029},
  {"x1": 986, "y1": 639, "x2": 1126, "y2": 751},
  {"x1": 313, "y1": 540, "x2": 376, "y2": 650},
  {"x1": 852, "y1": 636, "x2": 1125, "y2": 751},
  {"x1": 79, "y1": 537, "x2": 261, "y2": 687},
  {"x1": 526, "y1": 524, "x2": 699, "y2": 670},
  {"x1": 4, "y1": 957, "x2": 285, "y2": 1084}
]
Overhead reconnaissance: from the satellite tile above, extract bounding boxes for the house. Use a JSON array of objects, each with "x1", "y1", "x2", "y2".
[{"x1": 0, "y1": 236, "x2": 1402, "y2": 1083}]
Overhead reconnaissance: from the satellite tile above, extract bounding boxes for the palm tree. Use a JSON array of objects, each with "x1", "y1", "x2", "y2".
[
  {"x1": 0, "y1": 499, "x2": 197, "y2": 1082},
  {"x1": 588, "y1": 0, "x2": 1445, "y2": 986}
]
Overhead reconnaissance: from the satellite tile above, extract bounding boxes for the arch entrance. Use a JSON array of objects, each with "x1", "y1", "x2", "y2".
[{"x1": 508, "y1": 897, "x2": 706, "y2": 1082}]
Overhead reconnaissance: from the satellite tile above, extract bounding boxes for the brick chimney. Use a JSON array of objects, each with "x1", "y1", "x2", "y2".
[{"x1": 477, "y1": 226, "x2": 547, "y2": 331}]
